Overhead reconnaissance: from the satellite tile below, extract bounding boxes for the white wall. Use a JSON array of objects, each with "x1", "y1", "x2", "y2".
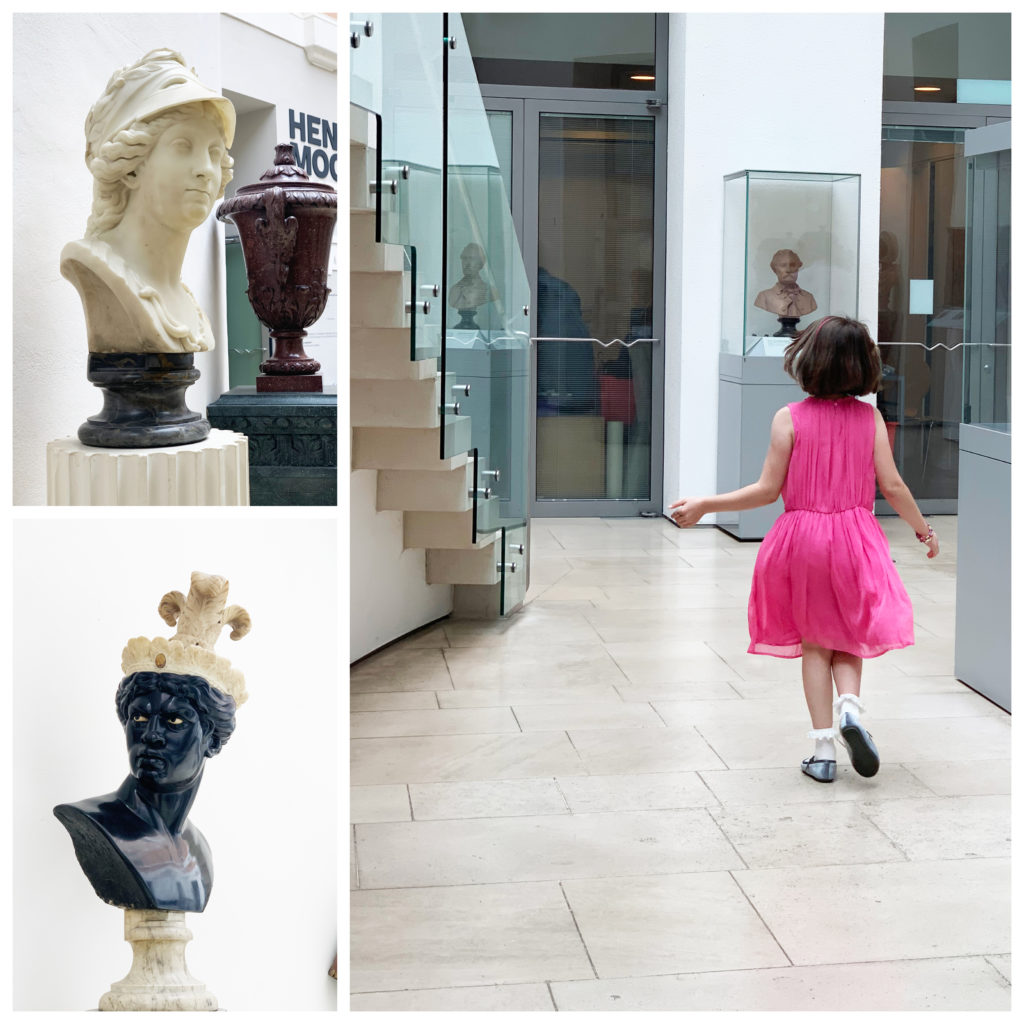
[
  {"x1": 13, "y1": 14, "x2": 228, "y2": 506},
  {"x1": 12, "y1": 515, "x2": 337, "y2": 1010},
  {"x1": 350, "y1": 468, "x2": 454, "y2": 662},
  {"x1": 13, "y1": 13, "x2": 338, "y2": 504},
  {"x1": 663, "y1": 13, "x2": 885, "y2": 509}
]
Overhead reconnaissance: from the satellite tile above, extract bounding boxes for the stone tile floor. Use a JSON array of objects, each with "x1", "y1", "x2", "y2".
[{"x1": 350, "y1": 515, "x2": 1010, "y2": 1011}]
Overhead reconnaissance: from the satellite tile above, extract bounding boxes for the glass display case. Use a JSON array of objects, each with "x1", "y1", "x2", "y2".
[
  {"x1": 721, "y1": 170, "x2": 861, "y2": 356},
  {"x1": 954, "y1": 122, "x2": 1010, "y2": 711}
]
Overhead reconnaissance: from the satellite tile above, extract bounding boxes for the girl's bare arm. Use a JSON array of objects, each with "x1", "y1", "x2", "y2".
[{"x1": 669, "y1": 406, "x2": 794, "y2": 526}]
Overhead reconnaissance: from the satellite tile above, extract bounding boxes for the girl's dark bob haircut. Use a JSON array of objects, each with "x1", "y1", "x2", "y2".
[{"x1": 783, "y1": 315, "x2": 882, "y2": 397}]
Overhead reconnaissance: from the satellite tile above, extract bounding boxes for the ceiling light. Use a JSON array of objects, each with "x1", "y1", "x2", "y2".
[
  {"x1": 914, "y1": 86, "x2": 942, "y2": 92},
  {"x1": 630, "y1": 74, "x2": 655, "y2": 82}
]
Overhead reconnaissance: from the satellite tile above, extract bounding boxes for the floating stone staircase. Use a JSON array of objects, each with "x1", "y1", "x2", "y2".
[{"x1": 350, "y1": 106, "x2": 508, "y2": 598}]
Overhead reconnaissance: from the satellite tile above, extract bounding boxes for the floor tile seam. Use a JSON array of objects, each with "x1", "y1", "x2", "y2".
[
  {"x1": 557, "y1": 880, "x2": 600, "y2": 983},
  {"x1": 732, "y1": 853, "x2": 1011, "y2": 874},
  {"x1": 688, "y1": 723, "x2": 733, "y2": 771},
  {"x1": 702, "y1": 803, "x2": 750, "y2": 871},
  {"x1": 550, "y1": 775, "x2": 574, "y2": 814},
  {"x1": 823, "y1": 800, "x2": 912, "y2": 863},
  {"x1": 352, "y1": 823, "x2": 360, "y2": 889},
  {"x1": 350, "y1": 981, "x2": 562, "y2": 999},
  {"x1": 545, "y1": 951, "x2": 1012, "y2": 983},
  {"x1": 858, "y1": 791, "x2": 1011, "y2": 808},
  {"x1": 692, "y1": 771, "x2": 727, "y2": 811},
  {"x1": 354, "y1": 804, "x2": 751, "y2": 827},
  {"x1": 898, "y1": 762, "x2": 974, "y2": 798},
  {"x1": 350, "y1": 728, "x2": 528, "y2": 740},
  {"x1": 587, "y1": 644, "x2": 634, "y2": 686},
  {"x1": 351, "y1": 865, "x2": 791, "y2": 894},
  {"x1": 544, "y1": 981, "x2": 558, "y2": 1009},
  {"x1": 698, "y1": 638, "x2": 747, "y2": 681},
  {"x1": 725, "y1": 869, "x2": 794, "y2": 967}
]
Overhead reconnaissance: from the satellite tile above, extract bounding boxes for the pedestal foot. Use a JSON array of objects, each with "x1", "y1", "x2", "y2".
[
  {"x1": 99, "y1": 909, "x2": 217, "y2": 1011},
  {"x1": 80, "y1": 353, "x2": 210, "y2": 449}
]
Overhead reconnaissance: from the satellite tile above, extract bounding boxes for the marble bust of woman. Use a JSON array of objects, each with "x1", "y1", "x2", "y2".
[{"x1": 60, "y1": 49, "x2": 236, "y2": 354}]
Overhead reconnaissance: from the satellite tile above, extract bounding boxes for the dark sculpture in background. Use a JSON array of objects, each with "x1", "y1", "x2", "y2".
[
  {"x1": 217, "y1": 144, "x2": 338, "y2": 393},
  {"x1": 754, "y1": 248, "x2": 818, "y2": 337},
  {"x1": 54, "y1": 572, "x2": 250, "y2": 913}
]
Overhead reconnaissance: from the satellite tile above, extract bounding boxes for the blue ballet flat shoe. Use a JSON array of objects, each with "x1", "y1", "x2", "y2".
[
  {"x1": 839, "y1": 713, "x2": 880, "y2": 777},
  {"x1": 801, "y1": 756, "x2": 836, "y2": 783}
]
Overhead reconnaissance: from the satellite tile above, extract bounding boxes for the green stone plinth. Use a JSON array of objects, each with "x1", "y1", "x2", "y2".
[{"x1": 206, "y1": 387, "x2": 337, "y2": 506}]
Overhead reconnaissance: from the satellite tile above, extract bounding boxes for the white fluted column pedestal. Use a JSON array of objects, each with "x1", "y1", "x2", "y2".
[
  {"x1": 99, "y1": 909, "x2": 217, "y2": 1011},
  {"x1": 47, "y1": 430, "x2": 249, "y2": 505}
]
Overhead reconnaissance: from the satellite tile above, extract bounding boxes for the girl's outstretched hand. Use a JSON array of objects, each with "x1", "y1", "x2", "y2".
[
  {"x1": 668, "y1": 497, "x2": 705, "y2": 528},
  {"x1": 922, "y1": 531, "x2": 939, "y2": 559}
]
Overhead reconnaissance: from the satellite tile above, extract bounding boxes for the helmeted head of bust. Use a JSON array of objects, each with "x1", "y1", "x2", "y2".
[{"x1": 83, "y1": 49, "x2": 235, "y2": 237}]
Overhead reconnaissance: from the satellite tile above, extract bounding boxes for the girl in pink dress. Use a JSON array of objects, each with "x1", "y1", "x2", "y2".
[{"x1": 669, "y1": 316, "x2": 939, "y2": 782}]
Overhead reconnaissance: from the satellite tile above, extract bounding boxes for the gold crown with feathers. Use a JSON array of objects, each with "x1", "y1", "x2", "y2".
[{"x1": 121, "y1": 571, "x2": 251, "y2": 706}]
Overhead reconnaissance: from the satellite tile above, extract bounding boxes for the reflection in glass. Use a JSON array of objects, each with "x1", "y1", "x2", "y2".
[
  {"x1": 536, "y1": 114, "x2": 654, "y2": 501},
  {"x1": 877, "y1": 126, "x2": 966, "y2": 504},
  {"x1": 963, "y1": 147, "x2": 1010, "y2": 427},
  {"x1": 462, "y1": 14, "x2": 656, "y2": 91},
  {"x1": 882, "y1": 13, "x2": 1010, "y2": 104},
  {"x1": 446, "y1": 15, "x2": 531, "y2": 534}
]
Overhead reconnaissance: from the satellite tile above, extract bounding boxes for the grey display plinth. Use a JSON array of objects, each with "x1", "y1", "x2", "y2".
[
  {"x1": 717, "y1": 353, "x2": 805, "y2": 540},
  {"x1": 954, "y1": 423, "x2": 1010, "y2": 711}
]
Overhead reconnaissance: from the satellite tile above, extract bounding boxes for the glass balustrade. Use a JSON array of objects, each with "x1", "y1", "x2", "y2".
[
  {"x1": 350, "y1": 13, "x2": 444, "y2": 361},
  {"x1": 445, "y1": 13, "x2": 531, "y2": 566},
  {"x1": 350, "y1": 12, "x2": 532, "y2": 614}
]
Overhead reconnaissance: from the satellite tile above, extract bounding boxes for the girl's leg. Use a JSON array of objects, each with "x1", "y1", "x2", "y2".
[
  {"x1": 801, "y1": 642, "x2": 837, "y2": 778},
  {"x1": 832, "y1": 650, "x2": 863, "y2": 703},
  {"x1": 801, "y1": 641, "x2": 834, "y2": 729},
  {"x1": 832, "y1": 649, "x2": 879, "y2": 777}
]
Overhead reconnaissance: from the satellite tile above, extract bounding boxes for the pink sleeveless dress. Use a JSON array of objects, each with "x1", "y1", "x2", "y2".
[{"x1": 747, "y1": 396, "x2": 914, "y2": 659}]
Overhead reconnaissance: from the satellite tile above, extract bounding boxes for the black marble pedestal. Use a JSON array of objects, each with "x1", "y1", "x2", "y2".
[
  {"x1": 206, "y1": 387, "x2": 337, "y2": 505},
  {"x1": 773, "y1": 316, "x2": 801, "y2": 338},
  {"x1": 79, "y1": 353, "x2": 210, "y2": 448}
]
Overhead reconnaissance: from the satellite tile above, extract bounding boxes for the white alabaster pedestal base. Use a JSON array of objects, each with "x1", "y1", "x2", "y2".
[
  {"x1": 99, "y1": 909, "x2": 217, "y2": 1012},
  {"x1": 47, "y1": 430, "x2": 249, "y2": 506}
]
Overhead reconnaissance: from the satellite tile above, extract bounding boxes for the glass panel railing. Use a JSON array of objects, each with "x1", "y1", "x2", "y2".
[
  {"x1": 350, "y1": 13, "x2": 444, "y2": 363},
  {"x1": 500, "y1": 525, "x2": 528, "y2": 616},
  {"x1": 445, "y1": 13, "x2": 531, "y2": 541},
  {"x1": 349, "y1": 14, "x2": 382, "y2": 113}
]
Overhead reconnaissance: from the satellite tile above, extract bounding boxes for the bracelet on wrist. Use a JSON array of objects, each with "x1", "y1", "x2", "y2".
[{"x1": 915, "y1": 526, "x2": 936, "y2": 543}]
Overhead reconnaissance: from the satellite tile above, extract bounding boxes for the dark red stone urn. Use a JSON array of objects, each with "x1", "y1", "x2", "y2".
[{"x1": 217, "y1": 144, "x2": 337, "y2": 392}]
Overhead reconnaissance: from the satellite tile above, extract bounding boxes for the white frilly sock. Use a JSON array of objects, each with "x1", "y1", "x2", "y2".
[
  {"x1": 834, "y1": 693, "x2": 865, "y2": 724},
  {"x1": 808, "y1": 726, "x2": 836, "y2": 761}
]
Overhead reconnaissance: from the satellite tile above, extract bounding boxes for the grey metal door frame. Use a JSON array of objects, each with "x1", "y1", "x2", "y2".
[
  {"x1": 477, "y1": 15, "x2": 668, "y2": 517},
  {"x1": 482, "y1": 96, "x2": 667, "y2": 518},
  {"x1": 524, "y1": 97, "x2": 666, "y2": 517}
]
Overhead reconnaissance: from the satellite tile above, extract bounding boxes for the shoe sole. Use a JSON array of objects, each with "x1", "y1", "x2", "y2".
[{"x1": 840, "y1": 717, "x2": 879, "y2": 777}]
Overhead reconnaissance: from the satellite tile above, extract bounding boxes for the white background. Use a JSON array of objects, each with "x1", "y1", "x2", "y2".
[{"x1": 12, "y1": 515, "x2": 338, "y2": 1011}]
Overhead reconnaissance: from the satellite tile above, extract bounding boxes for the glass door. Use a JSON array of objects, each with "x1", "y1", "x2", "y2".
[
  {"x1": 482, "y1": 97, "x2": 665, "y2": 517},
  {"x1": 524, "y1": 100, "x2": 665, "y2": 516},
  {"x1": 878, "y1": 125, "x2": 967, "y2": 513}
]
